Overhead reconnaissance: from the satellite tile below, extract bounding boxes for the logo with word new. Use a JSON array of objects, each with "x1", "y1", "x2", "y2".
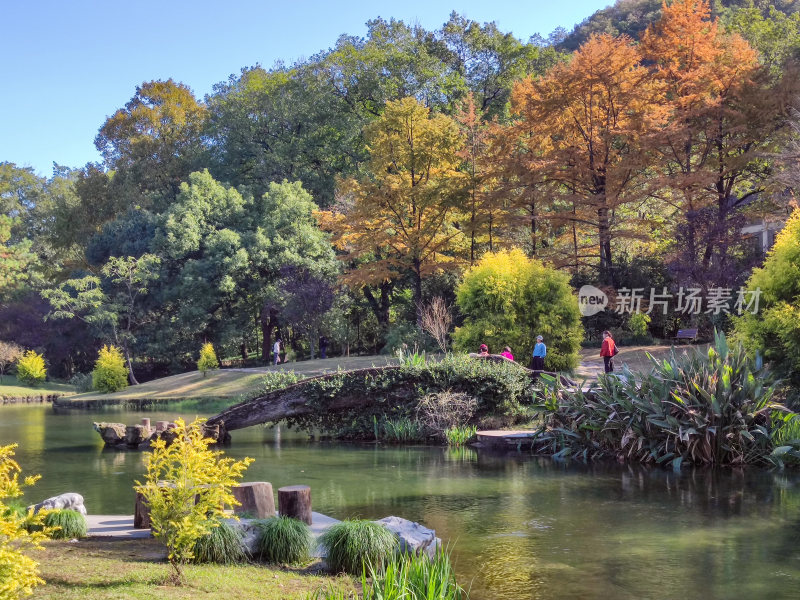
[{"x1": 578, "y1": 285, "x2": 608, "y2": 316}]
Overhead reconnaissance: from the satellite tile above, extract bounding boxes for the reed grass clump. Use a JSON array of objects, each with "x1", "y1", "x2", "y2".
[
  {"x1": 308, "y1": 548, "x2": 468, "y2": 599},
  {"x1": 192, "y1": 520, "x2": 246, "y2": 564},
  {"x1": 444, "y1": 425, "x2": 477, "y2": 446},
  {"x1": 255, "y1": 515, "x2": 313, "y2": 565},
  {"x1": 319, "y1": 519, "x2": 397, "y2": 575},
  {"x1": 42, "y1": 509, "x2": 87, "y2": 539}
]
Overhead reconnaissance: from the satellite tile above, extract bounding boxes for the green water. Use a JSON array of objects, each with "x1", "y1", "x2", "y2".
[{"x1": 2, "y1": 404, "x2": 800, "y2": 599}]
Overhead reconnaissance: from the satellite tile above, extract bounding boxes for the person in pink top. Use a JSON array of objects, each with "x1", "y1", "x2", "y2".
[{"x1": 500, "y1": 346, "x2": 514, "y2": 361}]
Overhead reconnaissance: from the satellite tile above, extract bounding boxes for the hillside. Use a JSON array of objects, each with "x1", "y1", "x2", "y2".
[{"x1": 558, "y1": 0, "x2": 799, "y2": 51}]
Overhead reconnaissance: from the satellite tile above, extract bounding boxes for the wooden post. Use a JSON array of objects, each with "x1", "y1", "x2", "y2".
[
  {"x1": 134, "y1": 492, "x2": 150, "y2": 529},
  {"x1": 278, "y1": 485, "x2": 312, "y2": 524},
  {"x1": 233, "y1": 482, "x2": 275, "y2": 518},
  {"x1": 141, "y1": 418, "x2": 151, "y2": 429}
]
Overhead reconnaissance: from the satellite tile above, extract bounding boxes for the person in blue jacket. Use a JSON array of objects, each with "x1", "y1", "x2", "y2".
[{"x1": 532, "y1": 335, "x2": 546, "y2": 371}]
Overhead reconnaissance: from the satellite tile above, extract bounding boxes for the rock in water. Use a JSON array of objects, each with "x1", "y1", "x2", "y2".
[
  {"x1": 29, "y1": 492, "x2": 87, "y2": 516},
  {"x1": 375, "y1": 516, "x2": 441, "y2": 558},
  {"x1": 93, "y1": 422, "x2": 126, "y2": 446}
]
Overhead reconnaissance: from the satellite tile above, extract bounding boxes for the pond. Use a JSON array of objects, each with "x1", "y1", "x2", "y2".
[{"x1": 2, "y1": 404, "x2": 800, "y2": 599}]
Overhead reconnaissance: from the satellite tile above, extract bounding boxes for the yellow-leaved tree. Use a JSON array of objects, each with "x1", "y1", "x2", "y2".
[
  {"x1": 0, "y1": 444, "x2": 48, "y2": 600},
  {"x1": 197, "y1": 342, "x2": 219, "y2": 377},
  {"x1": 135, "y1": 418, "x2": 253, "y2": 584},
  {"x1": 316, "y1": 96, "x2": 466, "y2": 310}
]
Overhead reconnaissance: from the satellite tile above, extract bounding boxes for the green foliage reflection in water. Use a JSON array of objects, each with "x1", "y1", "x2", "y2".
[{"x1": 535, "y1": 332, "x2": 797, "y2": 468}]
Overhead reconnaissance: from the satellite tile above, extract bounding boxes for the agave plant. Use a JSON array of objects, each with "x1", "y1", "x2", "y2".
[{"x1": 536, "y1": 332, "x2": 798, "y2": 468}]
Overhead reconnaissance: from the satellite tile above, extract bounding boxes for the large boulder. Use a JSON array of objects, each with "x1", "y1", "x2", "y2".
[
  {"x1": 29, "y1": 492, "x2": 87, "y2": 516},
  {"x1": 93, "y1": 422, "x2": 126, "y2": 446},
  {"x1": 375, "y1": 516, "x2": 440, "y2": 559}
]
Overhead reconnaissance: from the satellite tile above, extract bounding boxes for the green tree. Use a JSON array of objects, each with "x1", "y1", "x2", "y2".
[
  {"x1": 733, "y1": 208, "x2": 800, "y2": 389},
  {"x1": 153, "y1": 171, "x2": 336, "y2": 363},
  {"x1": 92, "y1": 345, "x2": 129, "y2": 393},
  {"x1": 453, "y1": 248, "x2": 583, "y2": 371},
  {"x1": 42, "y1": 254, "x2": 161, "y2": 384},
  {"x1": 135, "y1": 418, "x2": 253, "y2": 584},
  {"x1": 95, "y1": 79, "x2": 208, "y2": 210}
]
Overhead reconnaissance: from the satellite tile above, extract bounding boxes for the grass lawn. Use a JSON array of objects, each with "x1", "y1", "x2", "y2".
[
  {"x1": 31, "y1": 538, "x2": 355, "y2": 600},
  {"x1": 574, "y1": 343, "x2": 707, "y2": 379},
  {"x1": 62, "y1": 355, "x2": 398, "y2": 405},
  {"x1": 0, "y1": 375, "x2": 75, "y2": 398}
]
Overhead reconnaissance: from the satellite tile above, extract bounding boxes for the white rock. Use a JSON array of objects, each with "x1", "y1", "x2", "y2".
[
  {"x1": 29, "y1": 492, "x2": 87, "y2": 516},
  {"x1": 375, "y1": 516, "x2": 441, "y2": 559}
]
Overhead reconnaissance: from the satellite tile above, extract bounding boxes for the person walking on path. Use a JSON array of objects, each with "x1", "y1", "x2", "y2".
[
  {"x1": 532, "y1": 336, "x2": 546, "y2": 371},
  {"x1": 500, "y1": 346, "x2": 514, "y2": 361},
  {"x1": 478, "y1": 344, "x2": 490, "y2": 356},
  {"x1": 273, "y1": 338, "x2": 282, "y2": 365},
  {"x1": 600, "y1": 330, "x2": 616, "y2": 373}
]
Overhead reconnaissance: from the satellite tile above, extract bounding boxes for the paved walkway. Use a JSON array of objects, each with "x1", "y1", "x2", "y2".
[{"x1": 87, "y1": 512, "x2": 340, "y2": 540}]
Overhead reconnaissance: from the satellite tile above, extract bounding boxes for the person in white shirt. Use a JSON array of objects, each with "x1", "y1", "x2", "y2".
[{"x1": 273, "y1": 339, "x2": 281, "y2": 365}]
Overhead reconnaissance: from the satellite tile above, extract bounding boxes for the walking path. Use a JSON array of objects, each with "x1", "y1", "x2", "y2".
[{"x1": 86, "y1": 512, "x2": 340, "y2": 540}]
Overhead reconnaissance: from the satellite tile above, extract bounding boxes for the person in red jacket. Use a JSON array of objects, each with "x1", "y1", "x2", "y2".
[{"x1": 600, "y1": 330, "x2": 616, "y2": 373}]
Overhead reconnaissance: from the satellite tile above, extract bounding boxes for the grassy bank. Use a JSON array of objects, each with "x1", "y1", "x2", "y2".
[
  {"x1": 58, "y1": 355, "x2": 397, "y2": 407},
  {"x1": 31, "y1": 538, "x2": 355, "y2": 600},
  {"x1": 0, "y1": 375, "x2": 75, "y2": 398}
]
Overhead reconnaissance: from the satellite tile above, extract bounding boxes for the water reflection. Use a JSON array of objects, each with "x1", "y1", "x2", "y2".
[{"x1": 1, "y1": 405, "x2": 799, "y2": 599}]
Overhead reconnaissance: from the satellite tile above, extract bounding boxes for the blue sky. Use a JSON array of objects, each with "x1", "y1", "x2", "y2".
[{"x1": 1, "y1": 0, "x2": 610, "y2": 178}]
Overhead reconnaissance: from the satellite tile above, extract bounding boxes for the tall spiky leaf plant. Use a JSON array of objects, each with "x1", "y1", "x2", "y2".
[
  {"x1": 135, "y1": 418, "x2": 253, "y2": 584},
  {"x1": 536, "y1": 331, "x2": 795, "y2": 468}
]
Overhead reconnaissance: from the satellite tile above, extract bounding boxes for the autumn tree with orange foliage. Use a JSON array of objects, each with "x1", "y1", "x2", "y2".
[
  {"x1": 503, "y1": 33, "x2": 665, "y2": 282},
  {"x1": 316, "y1": 97, "x2": 466, "y2": 315},
  {"x1": 455, "y1": 93, "x2": 504, "y2": 263},
  {"x1": 641, "y1": 0, "x2": 796, "y2": 286}
]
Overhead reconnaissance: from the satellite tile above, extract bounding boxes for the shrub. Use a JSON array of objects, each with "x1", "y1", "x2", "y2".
[
  {"x1": 192, "y1": 520, "x2": 246, "y2": 564},
  {"x1": 319, "y1": 519, "x2": 397, "y2": 575},
  {"x1": 416, "y1": 391, "x2": 477, "y2": 438},
  {"x1": 626, "y1": 312, "x2": 651, "y2": 338},
  {"x1": 92, "y1": 345, "x2": 128, "y2": 393},
  {"x1": 255, "y1": 515, "x2": 313, "y2": 565},
  {"x1": 68, "y1": 372, "x2": 94, "y2": 393},
  {"x1": 535, "y1": 332, "x2": 794, "y2": 468},
  {"x1": 15, "y1": 351, "x2": 46, "y2": 386},
  {"x1": 733, "y1": 207, "x2": 800, "y2": 395},
  {"x1": 42, "y1": 509, "x2": 87, "y2": 539},
  {"x1": 0, "y1": 444, "x2": 48, "y2": 600},
  {"x1": 444, "y1": 425, "x2": 477, "y2": 447},
  {"x1": 453, "y1": 249, "x2": 583, "y2": 372},
  {"x1": 379, "y1": 417, "x2": 423, "y2": 443},
  {"x1": 134, "y1": 417, "x2": 253, "y2": 583},
  {"x1": 0, "y1": 341, "x2": 23, "y2": 381},
  {"x1": 197, "y1": 342, "x2": 219, "y2": 377},
  {"x1": 259, "y1": 370, "x2": 306, "y2": 394},
  {"x1": 284, "y1": 353, "x2": 533, "y2": 439}
]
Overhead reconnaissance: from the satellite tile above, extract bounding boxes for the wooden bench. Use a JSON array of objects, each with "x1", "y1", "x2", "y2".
[{"x1": 675, "y1": 328, "x2": 698, "y2": 343}]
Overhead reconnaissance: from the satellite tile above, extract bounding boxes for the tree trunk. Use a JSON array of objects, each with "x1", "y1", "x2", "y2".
[
  {"x1": 233, "y1": 482, "x2": 275, "y2": 519},
  {"x1": 278, "y1": 485, "x2": 312, "y2": 524},
  {"x1": 260, "y1": 305, "x2": 279, "y2": 365},
  {"x1": 121, "y1": 341, "x2": 139, "y2": 385}
]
